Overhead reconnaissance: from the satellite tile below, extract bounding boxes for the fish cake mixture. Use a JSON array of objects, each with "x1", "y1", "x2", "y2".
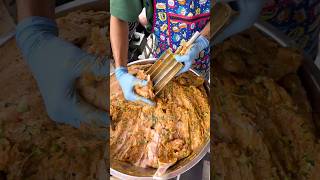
[
  {"x1": 110, "y1": 65, "x2": 210, "y2": 172},
  {"x1": 212, "y1": 29, "x2": 320, "y2": 180}
]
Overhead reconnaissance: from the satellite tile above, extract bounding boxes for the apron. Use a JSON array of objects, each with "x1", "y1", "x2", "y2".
[
  {"x1": 151, "y1": 0, "x2": 210, "y2": 78},
  {"x1": 261, "y1": 0, "x2": 320, "y2": 58}
]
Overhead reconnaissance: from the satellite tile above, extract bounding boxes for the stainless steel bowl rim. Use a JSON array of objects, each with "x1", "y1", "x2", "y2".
[{"x1": 110, "y1": 58, "x2": 210, "y2": 180}]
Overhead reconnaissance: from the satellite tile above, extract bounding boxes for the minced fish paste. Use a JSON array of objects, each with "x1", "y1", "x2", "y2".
[
  {"x1": 110, "y1": 65, "x2": 210, "y2": 173},
  {"x1": 212, "y1": 28, "x2": 320, "y2": 180}
]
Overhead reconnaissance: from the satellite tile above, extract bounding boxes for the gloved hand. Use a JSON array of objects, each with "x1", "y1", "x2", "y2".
[
  {"x1": 213, "y1": 0, "x2": 265, "y2": 45},
  {"x1": 175, "y1": 35, "x2": 209, "y2": 75},
  {"x1": 16, "y1": 16, "x2": 109, "y2": 128},
  {"x1": 115, "y1": 67, "x2": 155, "y2": 106}
]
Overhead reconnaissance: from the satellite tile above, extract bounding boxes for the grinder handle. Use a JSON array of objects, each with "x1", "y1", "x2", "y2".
[
  {"x1": 185, "y1": 31, "x2": 201, "y2": 47},
  {"x1": 178, "y1": 31, "x2": 201, "y2": 55}
]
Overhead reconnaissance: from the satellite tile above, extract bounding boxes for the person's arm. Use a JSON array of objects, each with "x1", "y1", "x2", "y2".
[
  {"x1": 110, "y1": 15, "x2": 129, "y2": 68},
  {"x1": 109, "y1": 0, "x2": 154, "y2": 105},
  {"x1": 201, "y1": 22, "x2": 211, "y2": 41},
  {"x1": 138, "y1": 8, "x2": 148, "y2": 27},
  {"x1": 110, "y1": 15, "x2": 154, "y2": 106},
  {"x1": 15, "y1": 0, "x2": 109, "y2": 128}
]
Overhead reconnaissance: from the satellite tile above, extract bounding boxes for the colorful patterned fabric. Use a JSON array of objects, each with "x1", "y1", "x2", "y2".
[
  {"x1": 261, "y1": 0, "x2": 320, "y2": 58},
  {"x1": 150, "y1": 0, "x2": 210, "y2": 78}
]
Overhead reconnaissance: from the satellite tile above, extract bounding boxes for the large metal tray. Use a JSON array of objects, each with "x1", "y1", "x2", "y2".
[{"x1": 110, "y1": 59, "x2": 211, "y2": 180}]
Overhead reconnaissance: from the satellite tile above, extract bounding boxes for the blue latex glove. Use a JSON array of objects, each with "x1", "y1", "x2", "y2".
[
  {"x1": 16, "y1": 17, "x2": 109, "y2": 128},
  {"x1": 115, "y1": 67, "x2": 155, "y2": 106},
  {"x1": 175, "y1": 35, "x2": 209, "y2": 75},
  {"x1": 213, "y1": 0, "x2": 265, "y2": 45}
]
